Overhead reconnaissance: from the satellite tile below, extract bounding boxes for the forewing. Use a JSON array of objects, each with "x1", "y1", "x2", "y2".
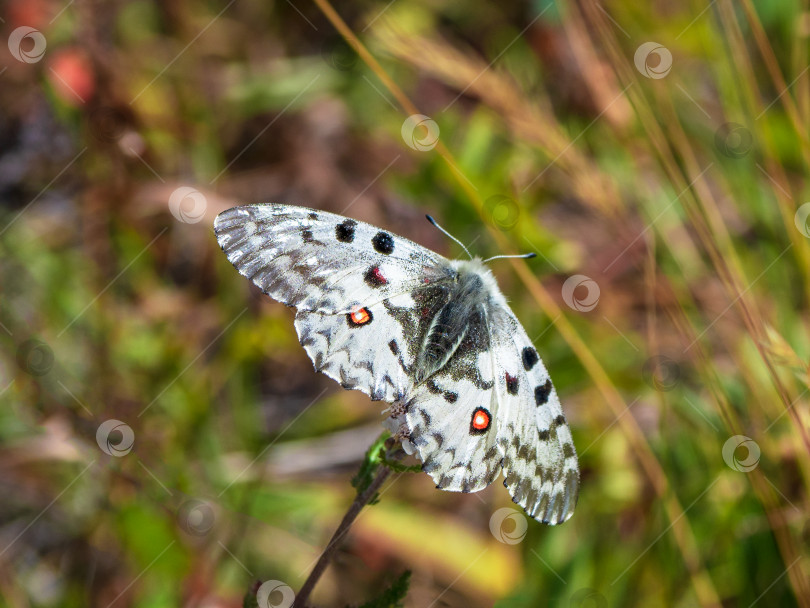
[
  {"x1": 214, "y1": 204, "x2": 448, "y2": 313},
  {"x1": 489, "y1": 307, "x2": 579, "y2": 525}
]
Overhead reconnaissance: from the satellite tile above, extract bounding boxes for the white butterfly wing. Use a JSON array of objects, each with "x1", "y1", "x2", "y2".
[
  {"x1": 401, "y1": 352, "x2": 503, "y2": 493},
  {"x1": 389, "y1": 297, "x2": 579, "y2": 524},
  {"x1": 490, "y1": 307, "x2": 579, "y2": 524},
  {"x1": 294, "y1": 295, "x2": 414, "y2": 403},
  {"x1": 214, "y1": 204, "x2": 448, "y2": 314},
  {"x1": 389, "y1": 294, "x2": 503, "y2": 492}
]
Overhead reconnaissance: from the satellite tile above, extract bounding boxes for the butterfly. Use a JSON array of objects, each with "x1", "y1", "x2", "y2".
[{"x1": 214, "y1": 204, "x2": 579, "y2": 524}]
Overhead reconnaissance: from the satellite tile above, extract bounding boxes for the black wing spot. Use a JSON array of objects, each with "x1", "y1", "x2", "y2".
[
  {"x1": 308, "y1": 212, "x2": 318, "y2": 220},
  {"x1": 538, "y1": 429, "x2": 550, "y2": 441},
  {"x1": 426, "y1": 379, "x2": 442, "y2": 395},
  {"x1": 562, "y1": 443, "x2": 575, "y2": 458},
  {"x1": 553, "y1": 414, "x2": 566, "y2": 427},
  {"x1": 301, "y1": 228, "x2": 314, "y2": 242},
  {"x1": 432, "y1": 432, "x2": 444, "y2": 449},
  {"x1": 522, "y1": 347, "x2": 539, "y2": 371},
  {"x1": 535, "y1": 379, "x2": 552, "y2": 406},
  {"x1": 388, "y1": 340, "x2": 399, "y2": 355},
  {"x1": 336, "y1": 219, "x2": 357, "y2": 243},
  {"x1": 443, "y1": 391, "x2": 458, "y2": 403},
  {"x1": 505, "y1": 373, "x2": 519, "y2": 395},
  {"x1": 436, "y1": 474, "x2": 453, "y2": 489},
  {"x1": 372, "y1": 231, "x2": 395, "y2": 254}
]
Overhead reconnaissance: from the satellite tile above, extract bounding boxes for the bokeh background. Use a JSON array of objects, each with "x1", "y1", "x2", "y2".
[{"x1": 1, "y1": 0, "x2": 809, "y2": 606}]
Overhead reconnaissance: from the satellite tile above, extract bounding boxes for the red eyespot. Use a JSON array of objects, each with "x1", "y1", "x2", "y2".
[
  {"x1": 470, "y1": 407, "x2": 492, "y2": 434},
  {"x1": 347, "y1": 306, "x2": 372, "y2": 326}
]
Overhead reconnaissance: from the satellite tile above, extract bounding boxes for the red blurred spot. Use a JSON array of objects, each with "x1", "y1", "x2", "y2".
[
  {"x1": 48, "y1": 48, "x2": 95, "y2": 106},
  {"x1": 8, "y1": 0, "x2": 50, "y2": 29}
]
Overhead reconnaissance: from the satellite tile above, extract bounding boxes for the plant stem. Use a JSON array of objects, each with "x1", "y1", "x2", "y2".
[{"x1": 294, "y1": 465, "x2": 392, "y2": 607}]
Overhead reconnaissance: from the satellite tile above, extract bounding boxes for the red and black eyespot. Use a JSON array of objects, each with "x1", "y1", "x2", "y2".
[
  {"x1": 469, "y1": 407, "x2": 492, "y2": 435},
  {"x1": 505, "y1": 372, "x2": 519, "y2": 395},
  {"x1": 364, "y1": 266, "x2": 388, "y2": 287},
  {"x1": 346, "y1": 306, "x2": 373, "y2": 327}
]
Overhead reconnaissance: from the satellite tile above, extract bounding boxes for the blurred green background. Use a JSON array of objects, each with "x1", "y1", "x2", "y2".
[{"x1": 1, "y1": 0, "x2": 809, "y2": 606}]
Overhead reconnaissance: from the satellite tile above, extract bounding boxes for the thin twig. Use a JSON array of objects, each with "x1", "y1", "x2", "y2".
[{"x1": 294, "y1": 465, "x2": 392, "y2": 607}]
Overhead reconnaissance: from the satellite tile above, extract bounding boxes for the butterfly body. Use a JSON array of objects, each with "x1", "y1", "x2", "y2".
[{"x1": 215, "y1": 204, "x2": 579, "y2": 524}]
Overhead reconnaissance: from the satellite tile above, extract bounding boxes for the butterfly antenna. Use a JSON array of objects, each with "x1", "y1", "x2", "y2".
[
  {"x1": 483, "y1": 252, "x2": 537, "y2": 263},
  {"x1": 425, "y1": 215, "x2": 473, "y2": 260}
]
